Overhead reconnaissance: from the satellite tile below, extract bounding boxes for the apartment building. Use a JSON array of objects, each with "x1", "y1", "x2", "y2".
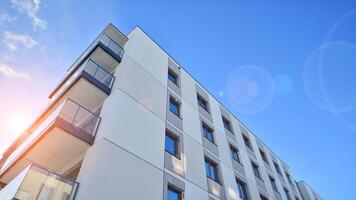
[
  {"x1": 297, "y1": 181, "x2": 323, "y2": 200},
  {"x1": 0, "y1": 24, "x2": 320, "y2": 200}
]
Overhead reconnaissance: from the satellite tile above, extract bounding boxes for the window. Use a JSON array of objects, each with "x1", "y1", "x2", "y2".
[
  {"x1": 252, "y1": 162, "x2": 262, "y2": 179},
  {"x1": 165, "y1": 132, "x2": 178, "y2": 157},
  {"x1": 169, "y1": 97, "x2": 180, "y2": 117},
  {"x1": 243, "y1": 135, "x2": 253, "y2": 150},
  {"x1": 205, "y1": 158, "x2": 219, "y2": 183},
  {"x1": 236, "y1": 179, "x2": 248, "y2": 200},
  {"x1": 230, "y1": 145, "x2": 240, "y2": 163},
  {"x1": 222, "y1": 116, "x2": 233, "y2": 133},
  {"x1": 202, "y1": 123, "x2": 214, "y2": 143},
  {"x1": 260, "y1": 194, "x2": 269, "y2": 200},
  {"x1": 167, "y1": 186, "x2": 182, "y2": 200},
  {"x1": 285, "y1": 172, "x2": 293, "y2": 185},
  {"x1": 269, "y1": 176, "x2": 278, "y2": 192},
  {"x1": 168, "y1": 69, "x2": 178, "y2": 86},
  {"x1": 273, "y1": 161, "x2": 282, "y2": 175},
  {"x1": 284, "y1": 188, "x2": 292, "y2": 200},
  {"x1": 197, "y1": 94, "x2": 209, "y2": 112},
  {"x1": 259, "y1": 149, "x2": 269, "y2": 164}
]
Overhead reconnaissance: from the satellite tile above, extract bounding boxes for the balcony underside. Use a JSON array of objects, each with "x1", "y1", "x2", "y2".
[{"x1": 0, "y1": 125, "x2": 90, "y2": 185}]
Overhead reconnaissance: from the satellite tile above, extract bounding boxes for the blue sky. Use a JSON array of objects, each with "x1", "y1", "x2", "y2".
[{"x1": 0, "y1": 0, "x2": 355, "y2": 199}]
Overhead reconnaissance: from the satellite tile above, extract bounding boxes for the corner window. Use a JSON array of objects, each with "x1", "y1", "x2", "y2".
[
  {"x1": 205, "y1": 158, "x2": 219, "y2": 183},
  {"x1": 269, "y1": 176, "x2": 278, "y2": 192},
  {"x1": 252, "y1": 162, "x2": 262, "y2": 180},
  {"x1": 197, "y1": 94, "x2": 209, "y2": 112},
  {"x1": 259, "y1": 149, "x2": 269, "y2": 164},
  {"x1": 167, "y1": 186, "x2": 182, "y2": 200},
  {"x1": 222, "y1": 116, "x2": 233, "y2": 133},
  {"x1": 236, "y1": 179, "x2": 248, "y2": 200},
  {"x1": 169, "y1": 97, "x2": 180, "y2": 117},
  {"x1": 165, "y1": 131, "x2": 178, "y2": 157},
  {"x1": 230, "y1": 145, "x2": 241, "y2": 163},
  {"x1": 243, "y1": 135, "x2": 253, "y2": 150},
  {"x1": 202, "y1": 123, "x2": 214, "y2": 143},
  {"x1": 168, "y1": 69, "x2": 178, "y2": 86}
]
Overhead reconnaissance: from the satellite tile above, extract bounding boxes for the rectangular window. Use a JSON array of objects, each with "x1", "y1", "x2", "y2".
[
  {"x1": 243, "y1": 135, "x2": 253, "y2": 150},
  {"x1": 167, "y1": 186, "x2": 182, "y2": 200},
  {"x1": 168, "y1": 69, "x2": 178, "y2": 86},
  {"x1": 273, "y1": 161, "x2": 282, "y2": 175},
  {"x1": 285, "y1": 172, "x2": 293, "y2": 185},
  {"x1": 222, "y1": 116, "x2": 233, "y2": 133},
  {"x1": 236, "y1": 179, "x2": 248, "y2": 200},
  {"x1": 197, "y1": 94, "x2": 209, "y2": 112},
  {"x1": 230, "y1": 145, "x2": 240, "y2": 163},
  {"x1": 202, "y1": 123, "x2": 214, "y2": 143},
  {"x1": 165, "y1": 132, "x2": 178, "y2": 157},
  {"x1": 284, "y1": 188, "x2": 292, "y2": 200},
  {"x1": 269, "y1": 176, "x2": 278, "y2": 192},
  {"x1": 205, "y1": 158, "x2": 219, "y2": 183},
  {"x1": 259, "y1": 149, "x2": 269, "y2": 164},
  {"x1": 169, "y1": 97, "x2": 180, "y2": 117},
  {"x1": 252, "y1": 162, "x2": 262, "y2": 179}
]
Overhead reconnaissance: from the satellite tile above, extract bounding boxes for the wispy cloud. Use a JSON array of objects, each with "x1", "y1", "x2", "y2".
[
  {"x1": 3, "y1": 31, "x2": 38, "y2": 51},
  {"x1": 0, "y1": 63, "x2": 30, "y2": 80},
  {"x1": 10, "y1": 0, "x2": 47, "y2": 30},
  {"x1": 0, "y1": 13, "x2": 17, "y2": 23}
]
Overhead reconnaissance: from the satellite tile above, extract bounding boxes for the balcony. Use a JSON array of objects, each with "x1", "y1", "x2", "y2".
[
  {"x1": 0, "y1": 99, "x2": 100, "y2": 185},
  {"x1": 0, "y1": 165, "x2": 78, "y2": 200}
]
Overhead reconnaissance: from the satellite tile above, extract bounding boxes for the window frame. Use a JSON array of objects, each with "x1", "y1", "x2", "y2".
[
  {"x1": 222, "y1": 116, "x2": 233, "y2": 133},
  {"x1": 284, "y1": 188, "x2": 292, "y2": 200},
  {"x1": 165, "y1": 131, "x2": 179, "y2": 158},
  {"x1": 269, "y1": 176, "x2": 279, "y2": 193},
  {"x1": 236, "y1": 178, "x2": 249, "y2": 200},
  {"x1": 202, "y1": 123, "x2": 215, "y2": 143},
  {"x1": 273, "y1": 161, "x2": 282, "y2": 175},
  {"x1": 285, "y1": 172, "x2": 293, "y2": 185},
  {"x1": 243, "y1": 135, "x2": 253, "y2": 150},
  {"x1": 205, "y1": 157, "x2": 219, "y2": 183},
  {"x1": 259, "y1": 149, "x2": 269, "y2": 165},
  {"x1": 251, "y1": 162, "x2": 262, "y2": 180},
  {"x1": 169, "y1": 97, "x2": 180, "y2": 117},
  {"x1": 167, "y1": 185, "x2": 183, "y2": 200},
  {"x1": 197, "y1": 94, "x2": 209, "y2": 112},
  {"x1": 230, "y1": 144, "x2": 241, "y2": 163},
  {"x1": 168, "y1": 69, "x2": 179, "y2": 86}
]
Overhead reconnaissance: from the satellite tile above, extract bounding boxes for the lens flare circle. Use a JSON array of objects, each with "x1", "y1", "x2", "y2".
[{"x1": 225, "y1": 65, "x2": 274, "y2": 114}]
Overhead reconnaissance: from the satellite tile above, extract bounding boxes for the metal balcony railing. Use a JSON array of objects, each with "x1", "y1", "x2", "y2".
[
  {"x1": 83, "y1": 59, "x2": 115, "y2": 89},
  {"x1": 99, "y1": 33, "x2": 124, "y2": 59}
]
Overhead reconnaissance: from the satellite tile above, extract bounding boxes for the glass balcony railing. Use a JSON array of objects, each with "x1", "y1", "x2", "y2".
[
  {"x1": 99, "y1": 33, "x2": 124, "y2": 59},
  {"x1": 0, "y1": 164, "x2": 78, "y2": 200},
  {"x1": 0, "y1": 99, "x2": 100, "y2": 174},
  {"x1": 83, "y1": 59, "x2": 115, "y2": 88}
]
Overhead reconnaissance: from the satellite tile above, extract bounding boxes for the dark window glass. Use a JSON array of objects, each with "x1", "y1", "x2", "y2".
[
  {"x1": 243, "y1": 135, "x2": 253, "y2": 150},
  {"x1": 197, "y1": 95, "x2": 209, "y2": 112},
  {"x1": 167, "y1": 186, "x2": 181, "y2": 200},
  {"x1": 273, "y1": 162, "x2": 282, "y2": 175},
  {"x1": 284, "y1": 188, "x2": 292, "y2": 200},
  {"x1": 222, "y1": 117, "x2": 233, "y2": 133},
  {"x1": 260, "y1": 194, "x2": 269, "y2": 200},
  {"x1": 165, "y1": 132, "x2": 178, "y2": 156},
  {"x1": 202, "y1": 124, "x2": 214, "y2": 143},
  {"x1": 169, "y1": 98, "x2": 180, "y2": 116},
  {"x1": 236, "y1": 179, "x2": 248, "y2": 200},
  {"x1": 205, "y1": 158, "x2": 219, "y2": 182},
  {"x1": 259, "y1": 149, "x2": 269, "y2": 164},
  {"x1": 270, "y1": 176, "x2": 278, "y2": 192},
  {"x1": 168, "y1": 70, "x2": 178, "y2": 85},
  {"x1": 285, "y1": 172, "x2": 293, "y2": 185},
  {"x1": 230, "y1": 145, "x2": 240, "y2": 163},
  {"x1": 252, "y1": 162, "x2": 261, "y2": 179}
]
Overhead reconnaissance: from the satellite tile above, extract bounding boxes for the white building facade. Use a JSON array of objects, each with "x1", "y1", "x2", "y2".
[{"x1": 0, "y1": 24, "x2": 322, "y2": 200}]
